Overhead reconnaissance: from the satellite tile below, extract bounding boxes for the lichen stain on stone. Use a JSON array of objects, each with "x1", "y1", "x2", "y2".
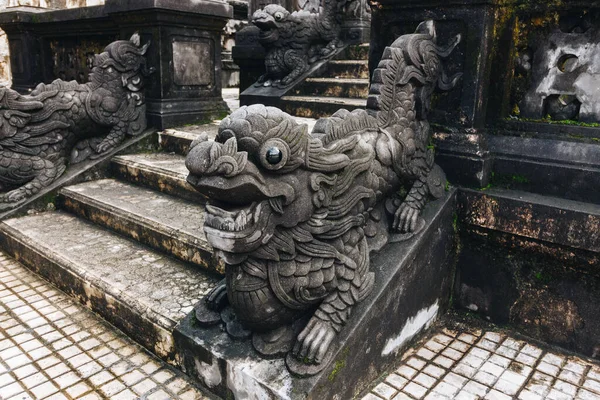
[
  {"x1": 465, "y1": 194, "x2": 499, "y2": 227},
  {"x1": 510, "y1": 288, "x2": 583, "y2": 345}
]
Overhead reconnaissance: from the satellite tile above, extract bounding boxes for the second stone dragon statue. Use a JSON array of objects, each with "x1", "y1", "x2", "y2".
[
  {"x1": 0, "y1": 34, "x2": 150, "y2": 205},
  {"x1": 186, "y1": 21, "x2": 462, "y2": 377},
  {"x1": 251, "y1": 0, "x2": 345, "y2": 87}
]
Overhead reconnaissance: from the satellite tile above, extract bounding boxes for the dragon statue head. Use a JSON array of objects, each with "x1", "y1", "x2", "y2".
[
  {"x1": 87, "y1": 33, "x2": 151, "y2": 136},
  {"x1": 251, "y1": 5, "x2": 291, "y2": 44},
  {"x1": 186, "y1": 104, "x2": 374, "y2": 265}
]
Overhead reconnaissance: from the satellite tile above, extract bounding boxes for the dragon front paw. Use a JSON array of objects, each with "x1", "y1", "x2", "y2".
[
  {"x1": 0, "y1": 189, "x2": 27, "y2": 204},
  {"x1": 206, "y1": 280, "x2": 228, "y2": 311},
  {"x1": 292, "y1": 318, "x2": 337, "y2": 364},
  {"x1": 95, "y1": 142, "x2": 114, "y2": 155},
  {"x1": 393, "y1": 202, "x2": 422, "y2": 233}
]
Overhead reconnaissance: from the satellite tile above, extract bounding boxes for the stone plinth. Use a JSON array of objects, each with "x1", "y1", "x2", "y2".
[
  {"x1": 173, "y1": 190, "x2": 457, "y2": 400},
  {"x1": 0, "y1": 0, "x2": 233, "y2": 129}
]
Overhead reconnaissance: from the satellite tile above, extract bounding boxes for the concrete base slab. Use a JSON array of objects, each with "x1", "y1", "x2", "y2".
[{"x1": 173, "y1": 190, "x2": 457, "y2": 400}]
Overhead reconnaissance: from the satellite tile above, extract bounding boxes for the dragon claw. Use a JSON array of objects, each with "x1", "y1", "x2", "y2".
[
  {"x1": 393, "y1": 202, "x2": 421, "y2": 233},
  {"x1": 206, "y1": 280, "x2": 228, "y2": 311},
  {"x1": 293, "y1": 318, "x2": 336, "y2": 364}
]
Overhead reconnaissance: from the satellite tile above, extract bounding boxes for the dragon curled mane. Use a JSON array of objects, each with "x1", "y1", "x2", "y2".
[{"x1": 186, "y1": 21, "x2": 461, "y2": 377}]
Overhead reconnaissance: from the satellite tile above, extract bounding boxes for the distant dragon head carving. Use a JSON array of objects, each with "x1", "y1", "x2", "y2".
[
  {"x1": 187, "y1": 20, "x2": 461, "y2": 377},
  {"x1": 251, "y1": 0, "x2": 345, "y2": 87},
  {"x1": 0, "y1": 34, "x2": 150, "y2": 206}
]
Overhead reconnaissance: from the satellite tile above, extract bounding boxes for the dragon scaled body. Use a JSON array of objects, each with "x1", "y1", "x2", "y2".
[
  {"x1": 186, "y1": 21, "x2": 461, "y2": 377},
  {"x1": 252, "y1": 0, "x2": 344, "y2": 87},
  {"x1": 0, "y1": 34, "x2": 149, "y2": 205}
]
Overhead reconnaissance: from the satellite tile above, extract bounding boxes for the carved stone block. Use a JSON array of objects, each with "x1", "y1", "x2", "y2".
[{"x1": 172, "y1": 40, "x2": 214, "y2": 87}]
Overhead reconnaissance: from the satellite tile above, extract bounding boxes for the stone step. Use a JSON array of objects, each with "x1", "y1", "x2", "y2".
[
  {"x1": 278, "y1": 95, "x2": 367, "y2": 119},
  {"x1": 59, "y1": 179, "x2": 222, "y2": 274},
  {"x1": 159, "y1": 123, "x2": 219, "y2": 155},
  {"x1": 326, "y1": 60, "x2": 369, "y2": 79},
  {"x1": 0, "y1": 211, "x2": 219, "y2": 363},
  {"x1": 334, "y1": 43, "x2": 370, "y2": 61},
  {"x1": 110, "y1": 153, "x2": 204, "y2": 203},
  {"x1": 292, "y1": 77, "x2": 369, "y2": 99},
  {"x1": 458, "y1": 188, "x2": 600, "y2": 254}
]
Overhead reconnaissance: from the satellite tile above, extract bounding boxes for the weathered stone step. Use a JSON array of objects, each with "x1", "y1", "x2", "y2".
[
  {"x1": 111, "y1": 153, "x2": 203, "y2": 202},
  {"x1": 326, "y1": 60, "x2": 369, "y2": 79},
  {"x1": 59, "y1": 179, "x2": 222, "y2": 274},
  {"x1": 279, "y1": 95, "x2": 367, "y2": 118},
  {"x1": 334, "y1": 43, "x2": 370, "y2": 61},
  {"x1": 458, "y1": 188, "x2": 600, "y2": 254},
  {"x1": 292, "y1": 77, "x2": 369, "y2": 99},
  {"x1": 0, "y1": 211, "x2": 219, "y2": 363},
  {"x1": 159, "y1": 124, "x2": 220, "y2": 155}
]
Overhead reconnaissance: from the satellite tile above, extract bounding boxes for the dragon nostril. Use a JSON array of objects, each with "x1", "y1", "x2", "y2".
[{"x1": 266, "y1": 147, "x2": 283, "y2": 164}]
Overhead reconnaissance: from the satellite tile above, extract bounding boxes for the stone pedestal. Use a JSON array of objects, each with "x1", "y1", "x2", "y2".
[
  {"x1": 174, "y1": 190, "x2": 457, "y2": 400},
  {"x1": 0, "y1": 0, "x2": 233, "y2": 129}
]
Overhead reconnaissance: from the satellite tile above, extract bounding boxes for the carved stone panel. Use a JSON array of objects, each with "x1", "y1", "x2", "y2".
[
  {"x1": 48, "y1": 36, "x2": 113, "y2": 83},
  {"x1": 172, "y1": 39, "x2": 214, "y2": 87}
]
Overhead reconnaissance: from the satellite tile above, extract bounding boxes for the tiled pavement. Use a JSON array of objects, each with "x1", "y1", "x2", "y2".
[
  {"x1": 363, "y1": 327, "x2": 600, "y2": 400},
  {"x1": 3, "y1": 246, "x2": 600, "y2": 400},
  {"x1": 0, "y1": 252, "x2": 210, "y2": 400}
]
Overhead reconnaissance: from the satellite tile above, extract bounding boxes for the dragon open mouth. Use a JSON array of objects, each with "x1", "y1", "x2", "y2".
[{"x1": 205, "y1": 201, "x2": 262, "y2": 233}]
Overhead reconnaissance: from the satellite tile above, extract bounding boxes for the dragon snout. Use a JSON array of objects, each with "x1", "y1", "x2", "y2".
[{"x1": 185, "y1": 136, "x2": 248, "y2": 181}]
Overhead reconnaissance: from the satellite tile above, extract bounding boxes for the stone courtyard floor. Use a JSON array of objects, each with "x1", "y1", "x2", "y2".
[
  {"x1": 0, "y1": 251, "x2": 211, "y2": 400},
  {"x1": 2, "y1": 245, "x2": 600, "y2": 400},
  {"x1": 362, "y1": 324, "x2": 600, "y2": 400}
]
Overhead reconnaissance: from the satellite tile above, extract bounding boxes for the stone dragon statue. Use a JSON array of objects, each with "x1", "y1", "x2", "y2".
[
  {"x1": 0, "y1": 34, "x2": 150, "y2": 204},
  {"x1": 186, "y1": 21, "x2": 461, "y2": 376},
  {"x1": 252, "y1": 0, "x2": 344, "y2": 87}
]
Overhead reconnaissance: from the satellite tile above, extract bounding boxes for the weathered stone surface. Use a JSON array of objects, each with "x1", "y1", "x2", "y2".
[
  {"x1": 278, "y1": 95, "x2": 366, "y2": 118},
  {"x1": 59, "y1": 179, "x2": 223, "y2": 274},
  {"x1": 292, "y1": 77, "x2": 369, "y2": 99},
  {"x1": 0, "y1": 211, "x2": 218, "y2": 361},
  {"x1": 521, "y1": 28, "x2": 600, "y2": 123},
  {"x1": 455, "y1": 188, "x2": 600, "y2": 359},
  {"x1": 110, "y1": 154, "x2": 202, "y2": 202},
  {"x1": 458, "y1": 188, "x2": 600, "y2": 254},
  {"x1": 488, "y1": 135, "x2": 600, "y2": 204},
  {"x1": 159, "y1": 125, "x2": 220, "y2": 155},
  {"x1": 174, "y1": 191, "x2": 457, "y2": 399}
]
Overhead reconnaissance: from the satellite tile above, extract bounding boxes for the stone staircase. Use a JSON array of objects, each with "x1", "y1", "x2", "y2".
[
  {"x1": 278, "y1": 44, "x2": 370, "y2": 119},
  {"x1": 0, "y1": 125, "x2": 221, "y2": 367}
]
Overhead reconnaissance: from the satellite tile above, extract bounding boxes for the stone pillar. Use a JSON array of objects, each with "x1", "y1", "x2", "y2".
[
  {"x1": 341, "y1": 0, "x2": 370, "y2": 43},
  {"x1": 105, "y1": 0, "x2": 233, "y2": 129}
]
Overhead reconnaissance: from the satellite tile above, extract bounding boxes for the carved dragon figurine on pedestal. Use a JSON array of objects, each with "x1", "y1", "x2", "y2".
[
  {"x1": 186, "y1": 21, "x2": 462, "y2": 377},
  {"x1": 0, "y1": 34, "x2": 150, "y2": 204},
  {"x1": 252, "y1": 0, "x2": 345, "y2": 87}
]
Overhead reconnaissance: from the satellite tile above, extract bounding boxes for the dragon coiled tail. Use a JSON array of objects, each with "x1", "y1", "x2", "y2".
[{"x1": 367, "y1": 20, "x2": 462, "y2": 130}]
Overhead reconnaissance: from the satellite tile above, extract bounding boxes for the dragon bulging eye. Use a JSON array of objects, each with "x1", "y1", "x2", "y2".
[
  {"x1": 260, "y1": 138, "x2": 289, "y2": 171},
  {"x1": 266, "y1": 147, "x2": 283, "y2": 164},
  {"x1": 274, "y1": 12, "x2": 284, "y2": 21}
]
